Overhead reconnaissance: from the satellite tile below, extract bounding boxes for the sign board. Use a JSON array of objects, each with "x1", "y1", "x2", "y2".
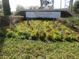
[{"x1": 26, "y1": 12, "x2": 61, "y2": 18}]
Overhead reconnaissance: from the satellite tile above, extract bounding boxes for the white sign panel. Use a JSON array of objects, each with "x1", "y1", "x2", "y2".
[{"x1": 26, "y1": 12, "x2": 61, "y2": 18}]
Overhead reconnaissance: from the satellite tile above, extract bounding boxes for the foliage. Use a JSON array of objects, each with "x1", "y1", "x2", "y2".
[
  {"x1": 6, "y1": 20, "x2": 79, "y2": 42},
  {"x1": 1, "y1": 20, "x2": 79, "y2": 59},
  {"x1": 16, "y1": 5, "x2": 26, "y2": 12},
  {"x1": 73, "y1": 0, "x2": 79, "y2": 14}
]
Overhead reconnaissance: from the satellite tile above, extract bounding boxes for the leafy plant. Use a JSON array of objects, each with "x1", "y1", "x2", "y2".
[{"x1": 6, "y1": 20, "x2": 79, "y2": 42}]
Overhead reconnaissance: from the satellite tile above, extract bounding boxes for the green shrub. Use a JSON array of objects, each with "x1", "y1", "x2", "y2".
[
  {"x1": 73, "y1": 0, "x2": 79, "y2": 14},
  {"x1": 6, "y1": 20, "x2": 79, "y2": 42}
]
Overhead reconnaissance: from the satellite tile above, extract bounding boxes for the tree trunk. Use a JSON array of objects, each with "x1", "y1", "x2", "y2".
[
  {"x1": 69, "y1": 0, "x2": 73, "y2": 12},
  {"x1": 2, "y1": 0, "x2": 11, "y2": 16}
]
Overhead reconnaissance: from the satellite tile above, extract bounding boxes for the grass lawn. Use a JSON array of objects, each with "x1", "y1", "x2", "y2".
[
  {"x1": 0, "y1": 38, "x2": 79, "y2": 59},
  {"x1": 63, "y1": 17, "x2": 79, "y2": 26}
]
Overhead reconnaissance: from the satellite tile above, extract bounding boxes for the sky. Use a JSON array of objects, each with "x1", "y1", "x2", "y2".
[{"x1": 9, "y1": 0, "x2": 76, "y2": 11}]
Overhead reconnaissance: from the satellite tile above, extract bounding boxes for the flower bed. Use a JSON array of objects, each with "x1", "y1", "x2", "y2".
[{"x1": 6, "y1": 20, "x2": 79, "y2": 42}]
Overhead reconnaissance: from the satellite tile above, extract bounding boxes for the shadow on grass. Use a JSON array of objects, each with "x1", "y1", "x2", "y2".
[{"x1": 0, "y1": 28, "x2": 7, "y2": 56}]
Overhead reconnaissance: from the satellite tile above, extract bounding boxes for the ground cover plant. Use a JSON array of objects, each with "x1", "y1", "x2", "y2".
[
  {"x1": 0, "y1": 38, "x2": 79, "y2": 59},
  {"x1": 6, "y1": 20, "x2": 79, "y2": 42},
  {"x1": 0, "y1": 19, "x2": 79, "y2": 59}
]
